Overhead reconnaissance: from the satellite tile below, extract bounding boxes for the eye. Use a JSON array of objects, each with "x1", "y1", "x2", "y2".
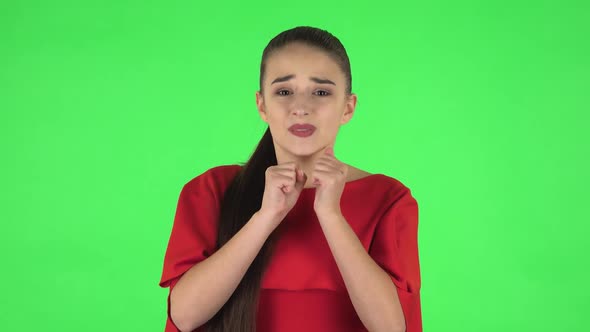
[
  {"x1": 277, "y1": 89, "x2": 291, "y2": 96},
  {"x1": 315, "y1": 90, "x2": 331, "y2": 96}
]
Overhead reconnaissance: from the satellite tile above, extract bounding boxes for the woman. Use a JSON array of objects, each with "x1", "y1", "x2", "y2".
[{"x1": 159, "y1": 26, "x2": 422, "y2": 332}]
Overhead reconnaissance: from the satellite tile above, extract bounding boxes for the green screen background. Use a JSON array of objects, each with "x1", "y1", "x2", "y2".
[{"x1": 1, "y1": 0, "x2": 588, "y2": 331}]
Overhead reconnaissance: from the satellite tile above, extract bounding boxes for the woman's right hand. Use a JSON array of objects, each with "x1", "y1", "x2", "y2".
[{"x1": 258, "y1": 162, "x2": 307, "y2": 228}]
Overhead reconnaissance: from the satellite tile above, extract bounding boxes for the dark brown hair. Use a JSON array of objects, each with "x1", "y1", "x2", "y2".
[{"x1": 204, "y1": 26, "x2": 352, "y2": 332}]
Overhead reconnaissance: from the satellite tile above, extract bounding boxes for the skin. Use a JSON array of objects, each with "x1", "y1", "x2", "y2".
[
  {"x1": 254, "y1": 43, "x2": 407, "y2": 331},
  {"x1": 255, "y1": 42, "x2": 366, "y2": 193},
  {"x1": 169, "y1": 42, "x2": 405, "y2": 332}
]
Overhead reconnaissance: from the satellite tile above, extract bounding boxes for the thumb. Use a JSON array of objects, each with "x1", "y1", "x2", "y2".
[
  {"x1": 294, "y1": 169, "x2": 307, "y2": 192},
  {"x1": 325, "y1": 145, "x2": 334, "y2": 157}
]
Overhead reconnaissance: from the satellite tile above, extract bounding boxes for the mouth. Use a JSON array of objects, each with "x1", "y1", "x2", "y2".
[
  {"x1": 288, "y1": 124, "x2": 316, "y2": 138},
  {"x1": 289, "y1": 128, "x2": 315, "y2": 137}
]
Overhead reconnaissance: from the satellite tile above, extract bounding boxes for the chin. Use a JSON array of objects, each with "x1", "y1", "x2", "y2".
[
  {"x1": 293, "y1": 145, "x2": 329, "y2": 158},
  {"x1": 290, "y1": 148, "x2": 316, "y2": 157}
]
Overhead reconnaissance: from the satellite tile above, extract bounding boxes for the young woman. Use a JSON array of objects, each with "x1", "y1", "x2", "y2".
[{"x1": 159, "y1": 26, "x2": 422, "y2": 332}]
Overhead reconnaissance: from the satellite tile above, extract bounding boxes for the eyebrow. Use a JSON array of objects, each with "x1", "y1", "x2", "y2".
[{"x1": 271, "y1": 74, "x2": 336, "y2": 85}]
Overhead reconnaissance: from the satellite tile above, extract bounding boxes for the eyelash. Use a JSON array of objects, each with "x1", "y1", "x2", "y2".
[{"x1": 276, "y1": 89, "x2": 331, "y2": 97}]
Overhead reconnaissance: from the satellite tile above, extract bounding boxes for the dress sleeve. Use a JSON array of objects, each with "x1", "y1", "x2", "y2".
[
  {"x1": 159, "y1": 176, "x2": 219, "y2": 332},
  {"x1": 369, "y1": 188, "x2": 422, "y2": 332}
]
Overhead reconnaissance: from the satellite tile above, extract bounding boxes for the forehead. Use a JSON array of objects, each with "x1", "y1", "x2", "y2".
[{"x1": 264, "y1": 43, "x2": 342, "y2": 82}]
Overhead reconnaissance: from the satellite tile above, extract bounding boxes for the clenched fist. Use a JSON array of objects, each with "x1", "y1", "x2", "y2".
[{"x1": 258, "y1": 162, "x2": 308, "y2": 228}]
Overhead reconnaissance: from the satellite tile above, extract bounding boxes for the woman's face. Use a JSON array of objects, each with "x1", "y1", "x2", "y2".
[{"x1": 256, "y1": 42, "x2": 357, "y2": 158}]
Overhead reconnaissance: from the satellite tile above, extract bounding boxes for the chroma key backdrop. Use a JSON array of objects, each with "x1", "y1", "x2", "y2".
[{"x1": 0, "y1": 1, "x2": 588, "y2": 331}]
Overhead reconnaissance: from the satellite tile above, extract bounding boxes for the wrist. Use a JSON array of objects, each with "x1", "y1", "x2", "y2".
[
  {"x1": 253, "y1": 210, "x2": 284, "y2": 233},
  {"x1": 315, "y1": 210, "x2": 343, "y2": 222}
]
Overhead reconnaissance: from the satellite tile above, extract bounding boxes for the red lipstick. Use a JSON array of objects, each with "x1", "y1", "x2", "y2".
[{"x1": 288, "y1": 123, "x2": 316, "y2": 137}]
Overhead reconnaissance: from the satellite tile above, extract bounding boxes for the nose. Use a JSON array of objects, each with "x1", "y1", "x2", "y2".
[
  {"x1": 291, "y1": 96, "x2": 310, "y2": 116},
  {"x1": 293, "y1": 108, "x2": 308, "y2": 116}
]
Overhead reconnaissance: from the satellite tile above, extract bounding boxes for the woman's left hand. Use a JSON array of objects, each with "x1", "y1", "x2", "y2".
[{"x1": 311, "y1": 145, "x2": 348, "y2": 218}]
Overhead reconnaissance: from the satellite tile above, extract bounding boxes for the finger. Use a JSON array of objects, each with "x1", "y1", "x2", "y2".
[
  {"x1": 297, "y1": 168, "x2": 308, "y2": 181},
  {"x1": 275, "y1": 162, "x2": 297, "y2": 171},
  {"x1": 294, "y1": 170, "x2": 307, "y2": 190},
  {"x1": 324, "y1": 152, "x2": 334, "y2": 159},
  {"x1": 316, "y1": 154, "x2": 337, "y2": 163},
  {"x1": 311, "y1": 169, "x2": 330, "y2": 185},
  {"x1": 272, "y1": 173, "x2": 297, "y2": 192},
  {"x1": 268, "y1": 172, "x2": 297, "y2": 191},
  {"x1": 313, "y1": 164, "x2": 336, "y2": 173},
  {"x1": 314, "y1": 160, "x2": 340, "y2": 172},
  {"x1": 272, "y1": 169, "x2": 297, "y2": 179},
  {"x1": 340, "y1": 165, "x2": 348, "y2": 175},
  {"x1": 315, "y1": 157, "x2": 337, "y2": 165}
]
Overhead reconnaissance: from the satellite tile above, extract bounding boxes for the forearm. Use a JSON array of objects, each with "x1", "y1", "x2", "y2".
[
  {"x1": 318, "y1": 213, "x2": 406, "y2": 332},
  {"x1": 170, "y1": 211, "x2": 277, "y2": 332}
]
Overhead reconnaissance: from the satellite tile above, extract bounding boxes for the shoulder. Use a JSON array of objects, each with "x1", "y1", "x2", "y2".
[
  {"x1": 378, "y1": 175, "x2": 418, "y2": 216},
  {"x1": 182, "y1": 163, "x2": 243, "y2": 196},
  {"x1": 369, "y1": 172, "x2": 417, "y2": 209},
  {"x1": 205, "y1": 163, "x2": 243, "y2": 179},
  {"x1": 348, "y1": 165, "x2": 410, "y2": 191}
]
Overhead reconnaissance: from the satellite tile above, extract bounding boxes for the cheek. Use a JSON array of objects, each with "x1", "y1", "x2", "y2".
[{"x1": 265, "y1": 99, "x2": 288, "y2": 112}]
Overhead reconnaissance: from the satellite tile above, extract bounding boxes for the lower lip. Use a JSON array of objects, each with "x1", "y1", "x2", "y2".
[{"x1": 289, "y1": 129, "x2": 315, "y2": 137}]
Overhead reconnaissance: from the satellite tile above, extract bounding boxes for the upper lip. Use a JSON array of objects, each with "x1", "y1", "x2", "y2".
[{"x1": 288, "y1": 123, "x2": 316, "y2": 131}]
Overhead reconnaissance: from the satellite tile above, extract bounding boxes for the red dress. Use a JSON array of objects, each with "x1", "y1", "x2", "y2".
[{"x1": 159, "y1": 164, "x2": 422, "y2": 332}]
